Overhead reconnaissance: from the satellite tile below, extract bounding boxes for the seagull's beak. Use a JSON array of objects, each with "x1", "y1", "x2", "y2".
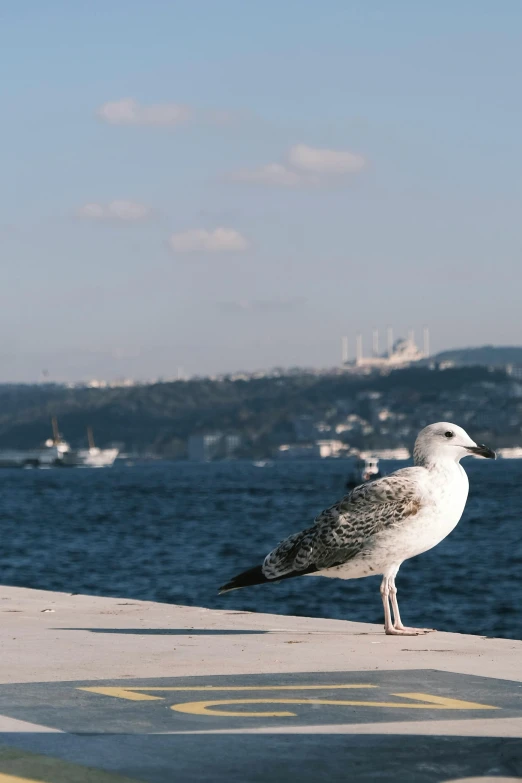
[{"x1": 466, "y1": 443, "x2": 496, "y2": 459}]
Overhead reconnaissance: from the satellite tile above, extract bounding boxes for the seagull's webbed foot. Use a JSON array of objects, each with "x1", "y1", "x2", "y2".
[{"x1": 386, "y1": 625, "x2": 435, "y2": 636}]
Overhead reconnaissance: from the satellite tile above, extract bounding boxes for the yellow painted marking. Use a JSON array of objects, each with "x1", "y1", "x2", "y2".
[
  {"x1": 78, "y1": 683, "x2": 378, "y2": 701},
  {"x1": 0, "y1": 746, "x2": 136, "y2": 782},
  {"x1": 78, "y1": 684, "x2": 499, "y2": 718},
  {"x1": 392, "y1": 692, "x2": 499, "y2": 710},
  {"x1": 80, "y1": 687, "x2": 164, "y2": 701},
  {"x1": 171, "y1": 693, "x2": 499, "y2": 718}
]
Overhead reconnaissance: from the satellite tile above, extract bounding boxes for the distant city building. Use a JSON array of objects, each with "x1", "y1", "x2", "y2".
[
  {"x1": 316, "y1": 439, "x2": 346, "y2": 458},
  {"x1": 335, "y1": 413, "x2": 375, "y2": 437},
  {"x1": 276, "y1": 440, "x2": 347, "y2": 459},
  {"x1": 224, "y1": 434, "x2": 242, "y2": 454},
  {"x1": 188, "y1": 434, "x2": 221, "y2": 461},
  {"x1": 68, "y1": 378, "x2": 138, "y2": 389},
  {"x1": 341, "y1": 328, "x2": 429, "y2": 370},
  {"x1": 188, "y1": 433, "x2": 241, "y2": 461},
  {"x1": 359, "y1": 447, "x2": 411, "y2": 460},
  {"x1": 276, "y1": 443, "x2": 321, "y2": 459}
]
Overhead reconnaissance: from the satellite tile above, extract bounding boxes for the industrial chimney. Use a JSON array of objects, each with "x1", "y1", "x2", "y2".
[{"x1": 341, "y1": 336, "x2": 349, "y2": 364}]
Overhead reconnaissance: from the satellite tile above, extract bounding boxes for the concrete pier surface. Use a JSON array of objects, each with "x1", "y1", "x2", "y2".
[{"x1": 0, "y1": 586, "x2": 521, "y2": 782}]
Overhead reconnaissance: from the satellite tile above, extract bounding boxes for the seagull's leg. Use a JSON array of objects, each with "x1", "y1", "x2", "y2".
[
  {"x1": 390, "y1": 574, "x2": 435, "y2": 634},
  {"x1": 381, "y1": 573, "x2": 433, "y2": 636},
  {"x1": 389, "y1": 577, "x2": 405, "y2": 628},
  {"x1": 380, "y1": 575, "x2": 397, "y2": 635}
]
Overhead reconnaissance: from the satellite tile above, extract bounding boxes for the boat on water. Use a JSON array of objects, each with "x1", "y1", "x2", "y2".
[
  {"x1": 345, "y1": 455, "x2": 382, "y2": 490},
  {"x1": 62, "y1": 426, "x2": 119, "y2": 468},
  {"x1": 495, "y1": 447, "x2": 522, "y2": 459},
  {"x1": 0, "y1": 419, "x2": 119, "y2": 468}
]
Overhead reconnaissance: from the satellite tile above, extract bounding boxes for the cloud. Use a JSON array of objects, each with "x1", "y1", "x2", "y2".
[
  {"x1": 77, "y1": 201, "x2": 152, "y2": 221},
  {"x1": 289, "y1": 144, "x2": 365, "y2": 174},
  {"x1": 229, "y1": 144, "x2": 366, "y2": 187},
  {"x1": 96, "y1": 100, "x2": 249, "y2": 130},
  {"x1": 97, "y1": 98, "x2": 191, "y2": 127},
  {"x1": 169, "y1": 228, "x2": 249, "y2": 253},
  {"x1": 229, "y1": 163, "x2": 304, "y2": 187}
]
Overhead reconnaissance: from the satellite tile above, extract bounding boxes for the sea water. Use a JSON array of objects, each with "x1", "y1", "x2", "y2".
[{"x1": 0, "y1": 458, "x2": 520, "y2": 639}]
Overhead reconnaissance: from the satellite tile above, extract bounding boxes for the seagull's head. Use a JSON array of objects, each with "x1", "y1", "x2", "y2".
[{"x1": 413, "y1": 422, "x2": 496, "y2": 466}]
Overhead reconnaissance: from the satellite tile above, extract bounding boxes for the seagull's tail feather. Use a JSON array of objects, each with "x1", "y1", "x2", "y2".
[
  {"x1": 219, "y1": 565, "x2": 268, "y2": 594},
  {"x1": 218, "y1": 563, "x2": 319, "y2": 594}
]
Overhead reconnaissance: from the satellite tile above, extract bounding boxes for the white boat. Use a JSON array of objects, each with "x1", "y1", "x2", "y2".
[
  {"x1": 345, "y1": 455, "x2": 382, "y2": 490},
  {"x1": 60, "y1": 427, "x2": 119, "y2": 468},
  {"x1": 495, "y1": 447, "x2": 522, "y2": 459},
  {"x1": 0, "y1": 420, "x2": 119, "y2": 468}
]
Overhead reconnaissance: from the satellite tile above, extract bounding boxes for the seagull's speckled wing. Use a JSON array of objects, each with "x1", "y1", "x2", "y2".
[{"x1": 262, "y1": 467, "x2": 426, "y2": 579}]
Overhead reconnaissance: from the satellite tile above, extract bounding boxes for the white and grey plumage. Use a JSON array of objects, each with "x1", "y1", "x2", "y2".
[{"x1": 219, "y1": 422, "x2": 495, "y2": 635}]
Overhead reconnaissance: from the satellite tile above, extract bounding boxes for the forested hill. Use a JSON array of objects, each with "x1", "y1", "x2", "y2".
[
  {"x1": 0, "y1": 364, "x2": 514, "y2": 456},
  {"x1": 433, "y1": 345, "x2": 522, "y2": 367}
]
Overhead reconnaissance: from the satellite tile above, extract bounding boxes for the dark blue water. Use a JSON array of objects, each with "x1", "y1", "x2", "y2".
[{"x1": 0, "y1": 459, "x2": 520, "y2": 639}]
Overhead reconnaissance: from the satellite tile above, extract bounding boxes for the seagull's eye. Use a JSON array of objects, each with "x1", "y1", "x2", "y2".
[{"x1": 444, "y1": 431, "x2": 454, "y2": 438}]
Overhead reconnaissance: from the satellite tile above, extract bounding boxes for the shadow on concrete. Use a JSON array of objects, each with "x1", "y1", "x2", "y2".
[
  {"x1": 0, "y1": 732, "x2": 521, "y2": 783},
  {"x1": 57, "y1": 627, "x2": 269, "y2": 635}
]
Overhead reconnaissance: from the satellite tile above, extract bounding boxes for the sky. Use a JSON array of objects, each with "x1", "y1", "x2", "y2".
[{"x1": 1, "y1": 1, "x2": 522, "y2": 382}]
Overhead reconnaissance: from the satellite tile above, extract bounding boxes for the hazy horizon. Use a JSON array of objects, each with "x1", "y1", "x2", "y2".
[
  {"x1": 3, "y1": 2, "x2": 522, "y2": 382},
  {"x1": 0, "y1": 340, "x2": 519, "y2": 386}
]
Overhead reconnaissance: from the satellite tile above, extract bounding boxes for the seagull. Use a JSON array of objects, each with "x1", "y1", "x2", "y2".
[{"x1": 219, "y1": 423, "x2": 495, "y2": 635}]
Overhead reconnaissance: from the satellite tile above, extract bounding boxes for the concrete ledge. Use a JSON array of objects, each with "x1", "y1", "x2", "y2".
[
  {"x1": 1, "y1": 585, "x2": 521, "y2": 683},
  {"x1": 0, "y1": 586, "x2": 521, "y2": 781}
]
